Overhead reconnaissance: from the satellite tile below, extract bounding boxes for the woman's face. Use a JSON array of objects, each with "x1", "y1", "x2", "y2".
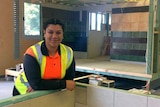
[{"x1": 44, "y1": 24, "x2": 63, "y2": 48}]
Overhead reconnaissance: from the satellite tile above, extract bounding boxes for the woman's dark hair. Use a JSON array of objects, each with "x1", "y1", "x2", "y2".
[{"x1": 43, "y1": 18, "x2": 64, "y2": 31}]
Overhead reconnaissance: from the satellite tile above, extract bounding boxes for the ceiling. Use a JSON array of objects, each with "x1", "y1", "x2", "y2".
[{"x1": 35, "y1": 0, "x2": 144, "y2": 7}]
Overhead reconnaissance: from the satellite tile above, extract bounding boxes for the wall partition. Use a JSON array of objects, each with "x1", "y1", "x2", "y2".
[{"x1": 111, "y1": 6, "x2": 149, "y2": 62}]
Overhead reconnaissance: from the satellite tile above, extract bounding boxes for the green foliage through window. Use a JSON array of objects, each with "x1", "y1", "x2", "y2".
[{"x1": 24, "y1": 2, "x2": 40, "y2": 36}]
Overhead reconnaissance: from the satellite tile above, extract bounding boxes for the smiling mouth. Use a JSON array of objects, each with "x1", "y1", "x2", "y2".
[{"x1": 51, "y1": 39, "x2": 59, "y2": 43}]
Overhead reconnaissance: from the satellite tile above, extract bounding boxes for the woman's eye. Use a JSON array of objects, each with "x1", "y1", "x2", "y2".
[
  {"x1": 47, "y1": 31, "x2": 62, "y2": 35},
  {"x1": 48, "y1": 31, "x2": 53, "y2": 34},
  {"x1": 56, "y1": 32, "x2": 61, "y2": 34}
]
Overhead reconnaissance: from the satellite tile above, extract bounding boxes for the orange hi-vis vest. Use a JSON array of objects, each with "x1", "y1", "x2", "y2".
[{"x1": 15, "y1": 41, "x2": 73, "y2": 95}]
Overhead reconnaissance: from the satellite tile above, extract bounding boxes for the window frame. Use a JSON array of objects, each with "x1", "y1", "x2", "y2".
[
  {"x1": 23, "y1": 0, "x2": 42, "y2": 40},
  {"x1": 89, "y1": 12, "x2": 111, "y2": 35}
]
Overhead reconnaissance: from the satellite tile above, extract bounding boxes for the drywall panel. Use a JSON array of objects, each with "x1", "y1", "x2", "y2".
[
  {"x1": 6, "y1": 90, "x2": 75, "y2": 107},
  {"x1": 5, "y1": 100, "x2": 30, "y2": 107},
  {"x1": 88, "y1": 30, "x2": 107, "y2": 58},
  {"x1": 87, "y1": 86, "x2": 114, "y2": 107},
  {"x1": 114, "y1": 91, "x2": 147, "y2": 107},
  {"x1": 111, "y1": 12, "x2": 148, "y2": 32},
  {"x1": 148, "y1": 96, "x2": 160, "y2": 107},
  {"x1": 75, "y1": 87, "x2": 87, "y2": 105},
  {"x1": 75, "y1": 103, "x2": 87, "y2": 107}
]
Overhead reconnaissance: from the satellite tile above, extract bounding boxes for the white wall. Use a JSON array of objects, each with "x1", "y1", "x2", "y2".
[
  {"x1": 75, "y1": 84, "x2": 160, "y2": 107},
  {"x1": 87, "y1": 30, "x2": 107, "y2": 58}
]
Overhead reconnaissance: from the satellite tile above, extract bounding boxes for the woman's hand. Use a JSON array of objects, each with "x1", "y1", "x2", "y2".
[
  {"x1": 26, "y1": 86, "x2": 34, "y2": 93},
  {"x1": 66, "y1": 80, "x2": 76, "y2": 91}
]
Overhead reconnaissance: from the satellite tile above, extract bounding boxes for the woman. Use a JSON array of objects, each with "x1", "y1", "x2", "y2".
[{"x1": 13, "y1": 19, "x2": 76, "y2": 96}]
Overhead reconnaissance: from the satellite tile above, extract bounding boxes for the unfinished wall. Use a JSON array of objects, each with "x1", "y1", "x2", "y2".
[
  {"x1": 0, "y1": 1, "x2": 39, "y2": 76},
  {"x1": 110, "y1": 6, "x2": 149, "y2": 62},
  {"x1": 87, "y1": 30, "x2": 107, "y2": 58},
  {"x1": 3, "y1": 90, "x2": 75, "y2": 107},
  {"x1": 82, "y1": 0, "x2": 149, "y2": 59},
  {"x1": 0, "y1": 0, "x2": 14, "y2": 75},
  {"x1": 75, "y1": 85, "x2": 160, "y2": 107}
]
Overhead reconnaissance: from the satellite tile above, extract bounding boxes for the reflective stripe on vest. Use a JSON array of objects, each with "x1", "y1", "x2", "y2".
[
  {"x1": 20, "y1": 73, "x2": 30, "y2": 87},
  {"x1": 15, "y1": 41, "x2": 73, "y2": 94},
  {"x1": 60, "y1": 43, "x2": 73, "y2": 78},
  {"x1": 15, "y1": 72, "x2": 30, "y2": 95},
  {"x1": 31, "y1": 41, "x2": 46, "y2": 78}
]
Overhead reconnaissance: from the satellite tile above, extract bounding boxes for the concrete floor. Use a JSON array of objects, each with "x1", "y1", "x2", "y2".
[{"x1": 0, "y1": 77, "x2": 14, "y2": 100}]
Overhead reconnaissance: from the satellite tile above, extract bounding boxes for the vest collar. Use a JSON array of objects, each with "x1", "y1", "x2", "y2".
[{"x1": 41, "y1": 41, "x2": 61, "y2": 56}]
